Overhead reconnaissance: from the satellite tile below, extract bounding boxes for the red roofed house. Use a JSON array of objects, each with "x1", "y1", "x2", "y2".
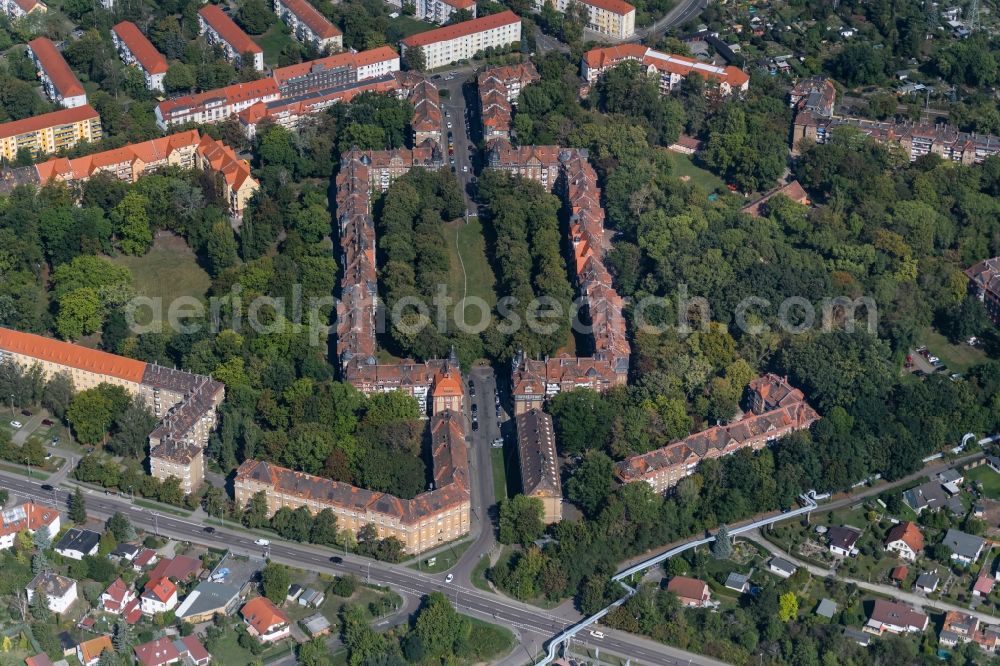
[
  {"x1": 147, "y1": 555, "x2": 203, "y2": 583},
  {"x1": 133, "y1": 635, "x2": 211, "y2": 666},
  {"x1": 973, "y1": 572, "x2": 995, "y2": 597},
  {"x1": 582, "y1": 44, "x2": 748, "y2": 96},
  {"x1": 0, "y1": 501, "x2": 60, "y2": 551},
  {"x1": 666, "y1": 576, "x2": 712, "y2": 608},
  {"x1": 24, "y1": 654, "x2": 54, "y2": 666},
  {"x1": 133, "y1": 547, "x2": 158, "y2": 571},
  {"x1": 885, "y1": 521, "x2": 924, "y2": 562},
  {"x1": 141, "y1": 577, "x2": 178, "y2": 615},
  {"x1": 401, "y1": 11, "x2": 521, "y2": 70},
  {"x1": 27, "y1": 37, "x2": 88, "y2": 108},
  {"x1": 865, "y1": 599, "x2": 928, "y2": 635},
  {"x1": 241, "y1": 597, "x2": 291, "y2": 643},
  {"x1": 77, "y1": 636, "x2": 113, "y2": 666},
  {"x1": 195, "y1": 133, "x2": 260, "y2": 215},
  {"x1": 1, "y1": 0, "x2": 46, "y2": 20},
  {"x1": 198, "y1": 5, "x2": 264, "y2": 71},
  {"x1": 890, "y1": 565, "x2": 908, "y2": 582},
  {"x1": 940, "y1": 611, "x2": 1000, "y2": 654},
  {"x1": 535, "y1": 0, "x2": 635, "y2": 38},
  {"x1": 112, "y1": 21, "x2": 169, "y2": 92},
  {"x1": 100, "y1": 577, "x2": 137, "y2": 614},
  {"x1": 274, "y1": 0, "x2": 342, "y2": 51}
]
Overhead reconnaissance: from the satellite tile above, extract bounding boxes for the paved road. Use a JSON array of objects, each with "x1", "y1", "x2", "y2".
[
  {"x1": 750, "y1": 529, "x2": 1000, "y2": 627},
  {"x1": 434, "y1": 72, "x2": 477, "y2": 215}
]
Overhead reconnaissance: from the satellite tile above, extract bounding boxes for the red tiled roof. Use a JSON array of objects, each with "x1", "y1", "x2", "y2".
[
  {"x1": 0, "y1": 326, "x2": 146, "y2": 382},
  {"x1": 441, "y1": 0, "x2": 476, "y2": 8},
  {"x1": 133, "y1": 637, "x2": 180, "y2": 666},
  {"x1": 278, "y1": 0, "x2": 342, "y2": 39},
  {"x1": 401, "y1": 11, "x2": 520, "y2": 48},
  {"x1": 36, "y1": 130, "x2": 201, "y2": 183},
  {"x1": 667, "y1": 576, "x2": 708, "y2": 601},
  {"x1": 147, "y1": 555, "x2": 201, "y2": 581},
  {"x1": 157, "y1": 77, "x2": 279, "y2": 119},
  {"x1": 885, "y1": 521, "x2": 924, "y2": 553},
  {"x1": 890, "y1": 565, "x2": 908, "y2": 580},
  {"x1": 974, "y1": 574, "x2": 995, "y2": 595},
  {"x1": 178, "y1": 636, "x2": 210, "y2": 663},
  {"x1": 143, "y1": 577, "x2": 176, "y2": 603},
  {"x1": 584, "y1": 45, "x2": 749, "y2": 90},
  {"x1": 869, "y1": 599, "x2": 927, "y2": 630},
  {"x1": 0, "y1": 105, "x2": 99, "y2": 141},
  {"x1": 25, "y1": 655, "x2": 54, "y2": 666},
  {"x1": 241, "y1": 596, "x2": 290, "y2": 634},
  {"x1": 12, "y1": 0, "x2": 44, "y2": 12},
  {"x1": 198, "y1": 4, "x2": 263, "y2": 54},
  {"x1": 0, "y1": 500, "x2": 58, "y2": 538},
  {"x1": 101, "y1": 577, "x2": 132, "y2": 610},
  {"x1": 133, "y1": 548, "x2": 157, "y2": 568},
  {"x1": 272, "y1": 46, "x2": 399, "y2": 87},
  {"x1": 583, "y1": 0, "x2": 634, "y2": 14},
  {"x1": 112, "y1": 21, "x2": 168, "y2": 75},
  {"x1": 122, "y1": 597, "x2": 142, "y2": 624},
  {"x1": 28, "y1": 37, "x2": 85, "y2": 98},
  {"x1": 78, "y1": 636, "x2": 113, "y2": 664}
]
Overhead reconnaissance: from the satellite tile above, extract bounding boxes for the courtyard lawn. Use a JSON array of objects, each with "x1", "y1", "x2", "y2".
[
  {"x1": 111, "y1": 233, "x2": 211, "y2": 325},
  {"x1": 257, "y1": 24, "x2": 297, "y2": 66},
  {"x1": 665, "y1": 150, "x2": 727, "y2": 192},
  {"x1": 444, "y1": 219, "x2": 498, "y2": 328},
  {"x1": 967, "y1": 465, "x2": 1000, "y2": 500},
  {"x1": 387, "y1": 15, "x2": 437, "y2": 40},
  {"x1": 918, "y1": 327, "x2": 988, "y2": 373}
]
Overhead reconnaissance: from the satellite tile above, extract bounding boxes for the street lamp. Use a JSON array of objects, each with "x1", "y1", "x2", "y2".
[
  {"x1": 366, "y1": 561, "x2": 371, "y2": 584},
  {"x1": 8, "y1": 393, "x2": 13, "y2": 418},
  {"x1": 152, "y1": 512, "x2": 159, "y2": 536}
]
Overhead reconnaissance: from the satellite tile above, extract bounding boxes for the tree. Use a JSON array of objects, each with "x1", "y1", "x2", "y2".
[
  {"x1": 56, "y1": 288, "x2": 103, "y2": 341},
  {"x1": 30, "y1": 590, "x2": 50, "y2": 621},
  {"x1": 412, "y1": 591, "x2": 471, "y2": 659},
  {"x1": 236, "y1": 0, "x2": 274, "y2": 34},
  {"x1": 243, "y1": 491, "x2": 270, "y2": 528},
  {"x1": 112, "y1": 617, "x2": 133, "y2": 652},
  {"x1": 33, "y1": 524, "x2": 50, "y2": 551},
  {"x1": 711, "y1": 524, "x2": 732, "y2": 560},
  {"x1": 311, "y1": 509, "x2": 339, "y2": 545},
  {"x1": 42, "y1": 372, "x2": 74, "y2": 420},
  {"x1": 565, "y1": 450, "x2": 616, "y2": 517},
  {"x1": 548, "y1": 389, "x2": 613, "y2": 454},
  {"x1": 31, "y1": 553, "x2": 49, "y2": 575},
  {"x1": 107, "y1": 399, "x2": 157, "y2": 459},
  {"x1": 402, "y1": 45, "x2": 425, "y2": 71},
  {"x1": 498, "y1": 495, "x2": 545, "y2": 545},
  {"x1": 69, "y1": 487, "x2": 87, "y2": 524},
  {"x1": 106, "y1": 512, "x2": 136, "y2": 541},
  {"x1": 203, "y1": 486, "x2": 229, "y2": 518},
  {"x1": 261, "y1": 561, "x2": 290, "y2": 604},
  {"x1": 67, "y1": 384, "x2": 131, "y2": 446},
  {"x1": 778, "y1": 592, "x2": 798, "y2": 622}
]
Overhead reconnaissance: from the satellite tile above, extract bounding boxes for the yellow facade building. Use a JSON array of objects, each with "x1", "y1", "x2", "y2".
[{"x1": 0, "y1": 106, "x2": 101, "y2": 161}]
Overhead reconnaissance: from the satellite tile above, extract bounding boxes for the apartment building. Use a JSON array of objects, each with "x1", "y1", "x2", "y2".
[
  {"x1": 792, "y1": 110, "x2": 1000, "y2": 163},
  {"x1": 1, "y1": 0, "x2": 45, "y2": 20},
  {"x1": 789, "y1": 77, "x2": 836, "y2": 117},
  {"x1": 516, "y1": 409, "x2": 562, "y2": 523},
  {"x1": 32, "y1": 130, "x2": 259, "y2": 216},
  {"x1": 198, "y1": 4, "x2": 264, "y2": 71},
  {"x1": 581, "y1": 44, "x2": 749, "y2": 96},
  {"x1": 235, "y1": 409, "x2": 470, "y2": 554},
  {"x1": 112, "y1": 21, "x2": 169, "y2": 92},
  {"x1": 965, "y1": 256, "x2": 1000, "y2": 325},
  {"x1": 415, "y1": 0, "x2": 476, "y2": 25},
  {"x1": 0, "y1": 105, "x2": 101, "y2": 161},
  {"x1": 0, "y1": 327, "x2": 225, "y2": 493},
  {"x1": 400, "y1": 11, "x2": 521, "y2": 70},
  {"x1": 274, "y1": 0, "x2": 342, "y2": 51},
  {"x1": 396, "y1": 72, "x2": 443, "y2": 146},
  {"x1": 156, "y1": 46, "x2": 400, "y2": 129},
  {"x1": 478, "y1": 61, "x2": 538, "y2": 140},
  {"x1": 27, "y1": 37, "x2": 87, "y2": 108},
  {"x1": 535, "y1": 0, "x2": 634, "y2": 38},
  {"x1": 615, "y1": 375, "x2": 819, "y2": 493}
]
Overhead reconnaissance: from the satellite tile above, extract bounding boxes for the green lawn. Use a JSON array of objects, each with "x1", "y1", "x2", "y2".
[
  {"x1": 444, "y1": 219, "x2": 498, "y2": 329},
  {"x1": 407, "y1": 538, "x2": 473, "y2": 573},
  {"x1": 665, "y1": 150, "x2": 727, "y2": 192},
  {"x1": 257, "y1": 24, "x2": 297, "y2": 66},
  {"x1": 471, "y1": 552, "x2": 492, "y2": 592},
  {"x1": 967, "y1": 465, "x2": 1000, "y2": 499},
  {"x1": 918, "y1": 327, "x2": 988, "y2": 373},
  {"x1": 387, "y1": 15, "x2": 437, "y2": 40},
  {"x1": 206, "y1": 630, "x2": 290, "y2": 666},
  {"x1": 110, "y1": 233, "x2": 211, "y2": 325},
  {"x1": 490, "y1": 448, "x2": 507, "y2": 504}
]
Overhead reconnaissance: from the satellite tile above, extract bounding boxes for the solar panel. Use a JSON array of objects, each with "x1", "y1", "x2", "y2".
[{"x1": 1, "y1": 505, "x2": 27, "y2": 524}]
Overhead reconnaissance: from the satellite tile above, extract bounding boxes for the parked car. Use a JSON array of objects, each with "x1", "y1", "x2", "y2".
[
  {"x1": 9, "y1": 420, "x2": 21, "y2": 428},
  {"x1": 20, "y1": 409, "x2": 31, "y2": 416},
  {"x1": 471, "y1": 403, "x2": 477, "y2": 413},
  {"x1": 928, "y1": 355, "x2": 940, "y2": 364},
  {"x1": 41, "y1": 418, "x2": 53, "y2": 426},
  {"x1": 472, "y1": 421, "x2": 479, "y2": 431}
]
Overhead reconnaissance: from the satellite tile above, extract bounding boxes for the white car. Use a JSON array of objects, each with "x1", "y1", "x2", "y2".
[
  {"x1": 928, "y1": 356, "x2": 940, "y2": 364},
  {"x1": 254, "y1": 538, "x2": 270, "y2": 546},
  {"x1": 589, "y1": 630, "x2": 604, "y2": 639},
  {"x1": 10, "y1": 420, "x2": 21, "y2": 429},
  {"x1": 445, "y1": 573, "x2": 454, "y2": 583},
  {"x1": 462, "y1": 165, "x2": 468, "y2": 173}
]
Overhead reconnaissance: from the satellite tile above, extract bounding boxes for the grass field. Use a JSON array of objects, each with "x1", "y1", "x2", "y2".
[
  {"x1": 665, "y1": 150, "x2": 727, "y2": 192},
  {"x1": 407, "y1": 538, "x2": 473, "y2": 573},
  {"x1": 967, "y1": 465, "x2": 1000, "y2": 499},
  {"x1": 257, "y1": 24, "x2": 297, "y2": 66},
  {"x1": 444, "y1": 219, "x2": 498, "y2": 328},
  {"x1": 491, "y1": 448, "x2": 507, "y2": 504},
  {"x1": 111, "y1": 233, "x2": 211, "y2": 324},
  {"x1": 918, "y1": 327, "x2": 988, "y2": 373},
  {"x1": 387, "y1": 15, "x2": 437, "y2": 40}
]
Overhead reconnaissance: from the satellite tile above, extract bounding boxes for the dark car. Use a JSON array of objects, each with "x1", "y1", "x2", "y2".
[
  {"x1": 40, "y1": 484, "x2": 54, "y2": 491},
  {"x1": 203, "y1": 526, "x2": 216, "y2": 534},
  {"x1": 20, "y1": 409, "x2": 31, "y2": 416},
  {"x1": 41, "y1": 419, "x2": 53, "y2": 426},
  {"x1": 472, "y1": 421, "x2": 479, "y2": 431},
  {"x1": 331, "y1": 556, "x2": 343, "y2": 564},
  {"x1": 471, "y1": 403, "x2": 477, "y2": 413}
]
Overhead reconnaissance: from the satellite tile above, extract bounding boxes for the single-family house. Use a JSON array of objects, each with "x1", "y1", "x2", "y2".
[
  {"x1": 100, "y1": 577, "x2": 136, "y2": 614},
  {"x1": 915, "y1": 572, "x2": 940, "y2": 593},
  {"x1": 986, "y1": 455, "x2": 1000, "y2": 474},
  {"x1": 816, "y1": 598, "x2": 837, "y2": 619},
  {"x1": 943, "y1": 529, "x2": 986, "y2": 565},
  {"x1": 301, "y1": 613, "x2": 332, "y2": 637},
  {"x1": 903, "y1": 480, "x2": 964, "y2": 514},
  {"x1": 724, "y1": 572, "x2": 750, "y2": 593},
  {"x1": 864, "y1": 599, "x2": 928, "y2": 636},
  {"x1": 939, "y1": 468, "x2": 963, "y2": 485},
  {"x1": 53, "y1": 528, "x2": 100, "y2": 560},
  {"x1": 110, "y1": 543, "x2": 140, "y2": 562},
  {"x1": 973, "y1": 572, "x2": 995, "y2": 597},
  {"x1": 241, "y1": 597, "x2": 291, "y2": 643},
  {"x1": 147, "y1": 555, "x2": 202, "y2": 582},
  {"x1": 133, "y1": 548, "x2": 158, "y2": 571},
  {"x1": 76, "y1": 636, "x2": 113, "y2": 666},
  {"x1": 827, "y1": 526, "x2": 862, "y2": 557},
  {"x1": 27, "y1": 572, "x2": 77, "y2": 614},
  {"x1": 141, "y1": 577, "x2": 178, "y2": 615},
  {"x1": 0, "y1": 501, "x2": 60, "y2": 551},
  {"x1": 885, "y1": 521, "x2": 923, "y2": 562},
  {"x1": 940, "y1": 610, "x2": 1000, "y2": 653},
  {"x1": 768, "y1": 557, "x2": 797, "y2": 578},
  {"x1": 666, "y1": 576, "x2": 712, "y2": 608},
  {"x1": 133, "y1": 635, "x2": 211, "y2": 666}
]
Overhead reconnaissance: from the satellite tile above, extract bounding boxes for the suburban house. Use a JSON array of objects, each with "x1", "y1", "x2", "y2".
[
  {"x1": 826, "y1": 526, "x2": 862, "y2": 557},
  {"x1": 973, "y1": 572, "x2": 995, "y2": 597},
  {"x1": 27, "y1": 572, "x2": 78, "y2": 614},
  {"x1": 0, "y1": 501, "x2": 60, "y2": 551},
  {"x1": 133, "y1": 635, "x2": 211, "y2": 666},
  {"x1": 110, "y1": 543, "x2": 139, "y2": 562},
  {"x1": 915, "y1": 572, "x2": 940, "y2": 593},
  {"x1": 903, "y1": 479, "x2": 965, "y2": 514},
  {"x1": 133, "y1": 548, "x2": 158, "y2": 571},
  {"x1": 241, "y1": 597, "x2": 291, "y2": 643},
  {"x1": 76, "y1": 636, "x2": 113, "y2": 666},
  {"x1": 768, "y1": 557, "x2": 797, "y2": 578},
  {"x1": 885, "y1": 521, "x2": 923, "y2": 562},
  {"x1": 100, "y1": 577, "x2": 138, "y2": 617},
  {"x1": 147, "y1": 555, "x2": 203, "y2": 582},
  {"x1": 940, "y1": 611, "x2": 1000, "y2": 653},
  {"x1": 666, "y1": 576, "x2": 712, "y2": 608},
  {"x1": 141, "y1": 577, "x2": 179, "y2": 615},
  {"x1": 864, "y1": 599, "x2": 928, "y2": 636},
  {"x1": 724, "y1": 572, "x2": 750, "y2": 593},
  {"x1": 53, "y1": 528, "x2": 100, "y2": 560},
  {"x1": 943, "y1": 529, "x2": 986, "y2": 565},
  {"x1": 175, "y1": 552, "x2": 262, "y2": 624}
]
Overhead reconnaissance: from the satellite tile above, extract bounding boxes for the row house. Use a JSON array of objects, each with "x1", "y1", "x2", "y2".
[
  {"x1": 112, "y1": 21, "x2": 168, "y2": 92},
  {"x1": 198, "y1": 4, "x2": 264, "y2": 71},
  {"x1": 155, "y1": 78, "x2": 280, "y2": 129},
  {"x1": 792, "y1": 110, "x2": 1000, "y2": 163},
  {"x1": 965, "y1": 256, "x2": 1000, "y2": 326},
  {"x1": 234, "y1": 409, "x2": 470, "y2": 554},
  {"x1": 400, "y1": 11, "x2": 521, "y2": 70},
  {"x1": 27, "y1": 37, "x2": 87, "y2": 108},
  {"x1": 1, "y1": 0, "x2": 44, "y2": 20},
  {"x1": 396, "y1": 72, "x2": 443, "y2": 146},
  {"x1": 581, "y1": 44, "x2": 749, "y2": 96},
  {"x1": 273, "y1": 0, "x2": 342, "y2": 52},
  {"x1": 0, "y1": 326, "x2": 225, "y2": 494},
  {"x1": 478, "y1": 62, "x2": 538, "y2": 140},
  {"x1": 534, "y1": 0, "x2": 634, "y2": 38},
  {"x1": 789, "y1": 77, "x2": 836, "y2": 118},
  {"x1": 616, "y1": 375, "x2": 819, "y2": 493},
  {"x1": 510, "y1": 354, "x2": 620, "y2": 415}
]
